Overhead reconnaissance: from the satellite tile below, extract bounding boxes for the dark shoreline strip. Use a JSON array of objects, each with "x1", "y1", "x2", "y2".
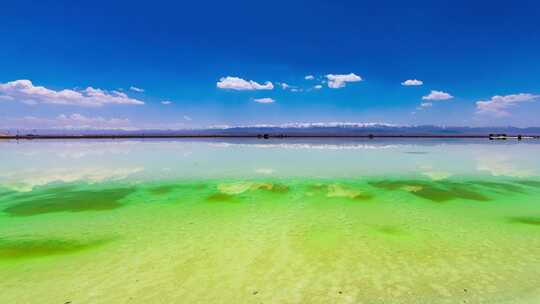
[{"x1": 1, "y1": 134, "x2": 539, "y2": 140}]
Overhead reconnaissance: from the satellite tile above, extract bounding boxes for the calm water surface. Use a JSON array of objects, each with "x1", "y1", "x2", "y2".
[{"x1": 1, "y1": 139, "x2": 540, "y2": 303}]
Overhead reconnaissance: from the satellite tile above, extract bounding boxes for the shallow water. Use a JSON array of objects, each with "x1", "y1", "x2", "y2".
[{"x1": 1, "y1": 139, "x2": 540, "y2": 303}]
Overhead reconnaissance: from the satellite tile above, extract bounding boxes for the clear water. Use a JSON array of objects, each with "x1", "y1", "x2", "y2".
[{"x1": 1, "y1": 139, "x2": 539, "y2": 303}]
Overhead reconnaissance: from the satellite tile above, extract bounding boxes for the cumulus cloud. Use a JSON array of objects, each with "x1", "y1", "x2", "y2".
[
  {"x1": 129, "y1": 86, "x2": 144, "y2": 92},
  {"x1": 476, "y1": 93, "x2": 539, "y2": 117},
  {"x1": 161, "y1": 100, "x2": 172, "y2": 105},
  {"x1": 305, "y1": 75, "x2": 315, "y2": 80},
  {"x1": 401, "y1": 79, "x2": 423, "y2": 86},
  {"x1": 0, "y1": 80, "x2": 144, "y2": 107},
  {"x1": 253, "y1": 97, "x2": 275, "y2": 104},
  {"x1": 326, "y1": 73, "x2": 362, "y2": 88},
  {"x1": 216, "y1": 76, "x2": 273, "y2": 90},
  {"x1": 422, "y1": 90, "x2": 453, "y2": 101}
]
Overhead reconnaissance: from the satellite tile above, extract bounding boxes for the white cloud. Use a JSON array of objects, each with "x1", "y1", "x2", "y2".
[
  {"x1": 326, "y1": 73, "x2": 362, "y2": 88},
  {"x1": 314, "y1": 85, "x2": 323, "y2": 90},
  {"x1": 278, "y1": 82, "x2": 304, "y2": 92},
  {"x1": 1, "y1": 166, "x2": 143, "y2": 192},
  {"x1": 419, "y1": 102, "x2": 433, "y2": 108},
  {"x1": 183, "y1": 115, "x2": 192, "y2": 121},
  {"x1": 2, "y1": 113, "x2": 132, "y2": 129},
  {"x1": 0, "y1": 114, "x2": 194, "y2": 130},
  {"x1": 253, "y1": 97, "x2": 275, "y2": 104},
  {"x1": 476, "y1": 153, "x2": 535, "y2": 178},
  {"x1": 216, "y1": 76, "x2": 273, "y2": 91},
  {"x1": 476, "y1": 93, "x2": 539, "y2": 117},
  {"x1": 0, "y1": 80, "x2": 144, "y2": 107},
  {"x1": 305, "y1": 75, "x2": 315, "y2": 80},
  {"x1": 161, "y1": 100, "x2": 172, "y2": 105},
  {"x1": 129, "y1": 86, "x2": 144, "y2": 93},
  {"x1": 401, "y1": 79, "x2": 423, "y2": 86},
  {"x1": 422, "y1": 90, "x2": 453, "y2": 101}
]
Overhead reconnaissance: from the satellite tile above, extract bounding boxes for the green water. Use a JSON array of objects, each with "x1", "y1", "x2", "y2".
[{"x1": 1, "y1": 139, "x2": 540, "y2": 303}]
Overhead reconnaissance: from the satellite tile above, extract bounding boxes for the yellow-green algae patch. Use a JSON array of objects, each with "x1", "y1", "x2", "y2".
[
  {"x1": 508, "y1": 216, "x2": 540, "y2": 226},
  {"x1": 206, "y1": 192, "x2": 236, "y2": 202},
  {"x1": 217, "y1": 181, "x2": 254, "y2": 194},
  {"x1": 305, "y1": 182, "x2": 373, "y2": 200},
  {"x1": 471, "y1": 181, "x2": 526, "y2": 193},
  {"x1": 369, "y1": 179, "x2": 490, "y2": 202},
  {"x1": 252, "y1": 182, "x2": 290, "y2": 194},
  {"x1": 215, "y1": 181, "x2": 289, "y2": 195},
  {"x1": 2, "y1": 185, "x2": 135, "y2": 217},
  {"x1": 326, "y1": 183, "x2": 372, "y2": 200},
  {"x1": 148, "y1": 182, "x2": 207, "y2": 195},
  {"x1": 0, "y1": 237, "x2": 111, "y2": 260}
]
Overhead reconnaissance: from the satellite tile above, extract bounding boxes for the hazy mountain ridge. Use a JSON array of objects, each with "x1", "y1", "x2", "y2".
[{"x1": 2, "y1": 124, "x2": 540, "y2": 136}]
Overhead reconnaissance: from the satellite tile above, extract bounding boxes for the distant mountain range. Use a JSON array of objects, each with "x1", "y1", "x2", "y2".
[{"x1": 2, "y1": 123, "x2": 540, "y2": 136}]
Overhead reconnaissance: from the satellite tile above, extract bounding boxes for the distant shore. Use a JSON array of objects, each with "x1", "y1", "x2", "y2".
[{"x1": 1, "y1": 134, "x2": 539, "y2": 140}]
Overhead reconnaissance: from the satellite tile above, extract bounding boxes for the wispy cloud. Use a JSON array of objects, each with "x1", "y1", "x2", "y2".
[
  {"x1": 314, "y1": 84, "x2": 323, "y2": 90},
  {"x1": 476, "y1": 93, "x2": 539, "y2": 117},
  {"x1": 422, "y1": 90, "x2": 453, "y2": 101},
  {"x1": 326, "y1": 73, "x2": 362, "y2": 88},
  {"x1": 418, "y1": 102, "x2": 433, "y2": 109},
  {"x1": 253, "y1": 97, "x2": 275, "y2": 104},
  {"x1": 183, "y1": 115, "x2": 192, "y2": 121},
  {"x1": 0, "y1": 114, "x2": 193, "y2": 130},
  {"x1": 161, "y1": 100, "x2": 172, "y2": 105},
  {"x1": 401, "y1": 79, "x2": 423, "y2": 86},
  {"x1": 279, "y1": 83, "x2": 290, "y2": 90},
  {"x1": 0, "y1": 80, "x2": 144, "y2": 107},
  {"x1": 217, "y1": 76, "x2": 273, "y2": 90},
  {"x1": 278, "y1": 82, "x2": 304, "y2": 92},
  {"x1": 129, "y1": 86, "x2": 144, "y2": 93},
  {"x1": 1, "y1": 113, "x2": 131, "y2": 129},
  {"x1": 305, "y1": 75, "x2": 315, "y2": 80}
]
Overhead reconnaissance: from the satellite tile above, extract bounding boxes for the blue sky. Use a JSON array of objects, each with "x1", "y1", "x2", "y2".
[{"x1": 1, "y1": 0, "x2": 539, "y2": 129}]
